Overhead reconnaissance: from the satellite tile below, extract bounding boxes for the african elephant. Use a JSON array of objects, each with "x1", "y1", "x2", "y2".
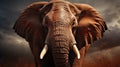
[{"x1": 13, "y1": 0, "x2": 107, "y2": 67}]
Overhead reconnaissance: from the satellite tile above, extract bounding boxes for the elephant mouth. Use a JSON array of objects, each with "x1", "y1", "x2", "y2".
[{"x1": 40, "y1": 43, "x2": 80, "y2": 60}]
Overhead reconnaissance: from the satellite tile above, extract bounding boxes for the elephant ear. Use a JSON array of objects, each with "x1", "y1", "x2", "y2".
[
  {"x1": 13, "y1": 2, "x2": 50, "y2": 43},
  {"x1": 74, "y1": 3, "x2": 107, "y2": 49}
]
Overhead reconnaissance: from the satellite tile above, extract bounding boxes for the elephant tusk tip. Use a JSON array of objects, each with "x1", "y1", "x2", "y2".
[
  {"x1": 72, "y1": 45, "x2": 81, "y2": 59},
  {"x1": 39, "y1": 44, "x2": 48, "y2": 60},
  {"x1": 40, "y1": 54, "x2": 43, "y2": 59},
  {"x1": 77, "y1": 54, "x2": 80, "y2": 59}
]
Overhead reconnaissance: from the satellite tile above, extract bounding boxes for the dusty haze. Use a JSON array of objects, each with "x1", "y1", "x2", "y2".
[{"x1": 0, "y1": 0, "x2": 120, "y2": 67}]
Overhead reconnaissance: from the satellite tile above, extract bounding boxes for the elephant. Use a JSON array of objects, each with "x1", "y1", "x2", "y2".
[{"x1": 13, "y1": 0, "x2": 107, "y2": 67}]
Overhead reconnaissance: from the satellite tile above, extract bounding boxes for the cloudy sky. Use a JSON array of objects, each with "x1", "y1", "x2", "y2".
[{"x1": 0, "y1": 0, "x2": 120, "y2": 67}]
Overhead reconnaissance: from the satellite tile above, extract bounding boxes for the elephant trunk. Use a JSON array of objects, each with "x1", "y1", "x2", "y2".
[
  {"x1": 40, "y1": 25, "x2": 80, "y2": 67},
  {"x1": 49, "y1": 36, "x2": 80, "y2": 67},
  {"x1": 48, "y1": 28, "x2": 71, "y2": 67},
  {"x1": 51, "y1": 41, "x2": 70, "y2": 67}
]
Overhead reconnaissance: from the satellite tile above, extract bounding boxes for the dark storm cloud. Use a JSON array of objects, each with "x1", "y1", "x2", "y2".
[
  {"x1": 70, "y1": 0, "x2": 120, "y2": 29},
  {"x1": 118, "y1": 19, "x2": 120, "y2": 24},
  {"x1": 0, "y1": 0, "x2": 120, "y2": 67},
  {"x1": 69, "y1": 1, "x2": 120, "y2": 66},
  {"x1": 83, "y1": 28, "x2": 120, "y2": 67},
  {"x1": 0, "y1": 0, "x2": 39, "y2": 61},
  {"x1": 70, "y1": 0, "x2": 120, "y2": 50},
  {"x1": 0, "y1": 0, "x2": 119, "y2": 47}
]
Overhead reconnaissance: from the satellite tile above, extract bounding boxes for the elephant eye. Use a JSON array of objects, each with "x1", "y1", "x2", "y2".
[
  {"x1": 42, "y1": 16, "x2": 49, "y2": 27},
  {"x1": 72, "y1": 19, "x2": 76, "y2": 27}
]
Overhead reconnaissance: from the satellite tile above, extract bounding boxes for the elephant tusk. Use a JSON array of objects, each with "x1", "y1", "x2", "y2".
[
  {"x1": 40, "y1": 44, "x2": 48, "y2": 59},
  {"x1": 72, "y1": 45, "x2": 80, "y2": 59}
]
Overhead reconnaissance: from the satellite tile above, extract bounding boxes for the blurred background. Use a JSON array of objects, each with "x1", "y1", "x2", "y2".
[{"x1": 0, "y1": 0, "x2": 120, "y2": 67}]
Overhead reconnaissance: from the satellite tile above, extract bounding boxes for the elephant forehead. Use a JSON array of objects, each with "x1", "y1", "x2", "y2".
[{"x1": 46, "y1": 8, "x2": 73, "y2": 24}]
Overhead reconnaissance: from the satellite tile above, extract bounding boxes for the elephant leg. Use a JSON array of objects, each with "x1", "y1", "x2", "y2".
[{"x1": 72, "y1": 47, "x2": 86, "y2": 67}]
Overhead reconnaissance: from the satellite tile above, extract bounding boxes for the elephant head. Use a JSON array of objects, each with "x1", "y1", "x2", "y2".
[{"x1": 13, "y1": 0, "x2": 107, "y2": 67}]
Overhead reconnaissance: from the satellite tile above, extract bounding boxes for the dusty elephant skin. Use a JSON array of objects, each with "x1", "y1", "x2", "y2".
[{"x1": 13, "y1": 0, "x2": 107, "y2": 67}]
